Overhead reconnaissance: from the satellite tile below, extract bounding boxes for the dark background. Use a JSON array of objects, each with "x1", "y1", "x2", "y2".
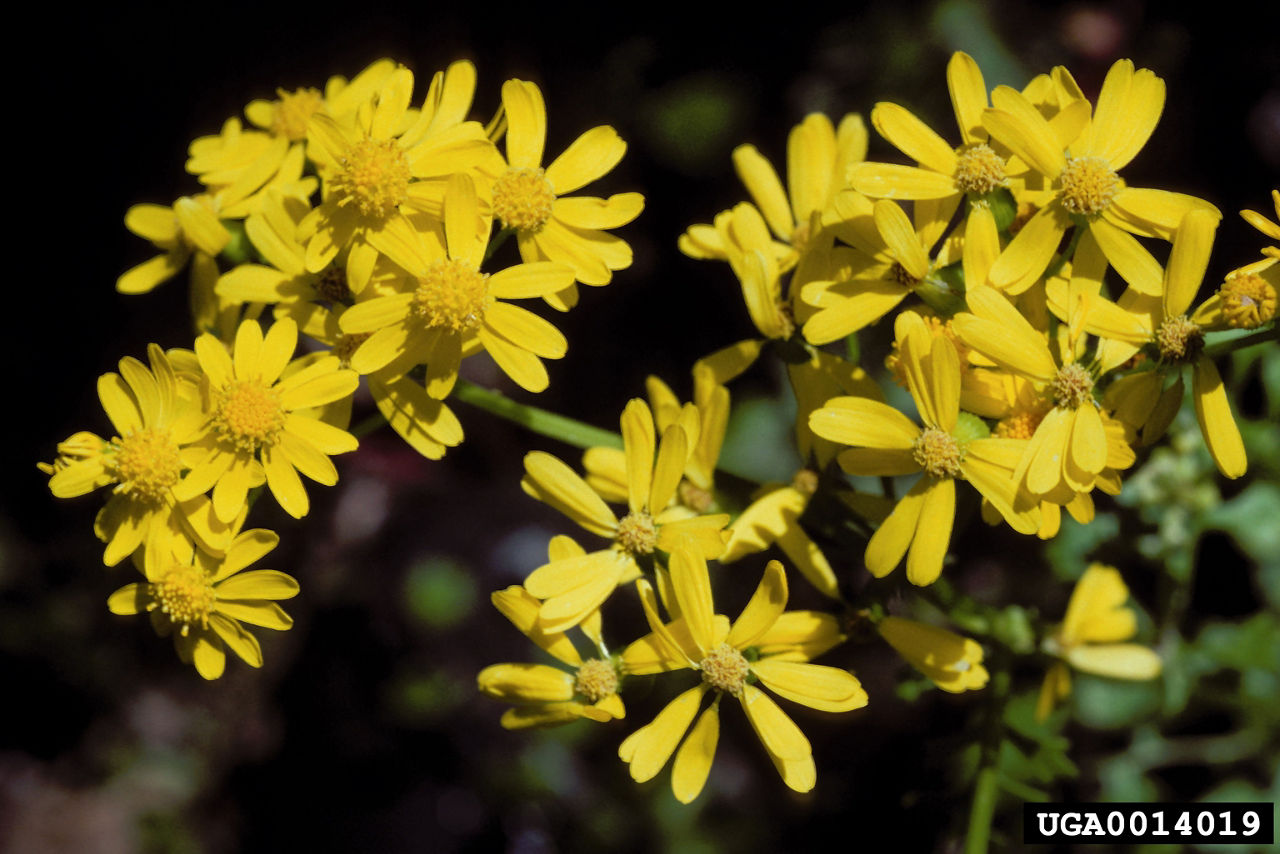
[{"x1": 8, "y1": 2, "x2": 1278, "y2": 851}]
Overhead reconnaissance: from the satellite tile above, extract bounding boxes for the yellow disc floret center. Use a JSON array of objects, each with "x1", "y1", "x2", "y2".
[
  {"x1": 699, "y1": 643, "x2": 751, "y2": 696},
  {"x1": 912, "y1": 427, "x2": 963, "y2": 478},
  {"x1": 953, "y1": 143, "x2": 1008, "y2": 195},
  {"x1": 411, "y1": 259, "x2": 491, "y2": 333},
  {"x1": 334, "y1": 139, "x2": 411, "y2": 221},
  {"x1": 492, "y1": 167, "x2": 556, "y2": 232},
  {"x1": 1051, "y1": 362, "x2": 1095, "y2": 410},
  {"x1": 149, "y1": 563, "x2": 217, "y2": 636},
  {"x1": 1155, "y1": 315, "x2": 1205, "y2": 364},
  {"x1": 109, "y1": 428, "x2": 183, "y2": 503},
  {"x1": 1059, "y1": 156, "x2": 1122, "y2": 217},
  {"x1": 1218, "y1": 273, "x2": 1276, "y2": 329},
  {"x1": 574, "y1": 658, "x2": 620, "y2": 702},
  {"x1": 271, "y1": 87, "x2": 324, "y2": 142},
  {"x1": 615, "y1": 510, "x2": 658, "y2": 556},
  {"x1": 214, "y1": 380, "x2": 286, "y2": 452},
  {"x1": 995, "y1": 407, "x2": 1048, "y2": 440}
]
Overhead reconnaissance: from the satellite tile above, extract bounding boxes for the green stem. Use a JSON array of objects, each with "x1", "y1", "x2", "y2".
[
  {"x1": 484, "y1": 227, "x2": 515, "y2": 263},
  {"x1": 1203, "y1": 323, "x2": 1278, "y2": 359},
  {"x1": 452, "y1": 379, "x2": 623, "y2": 451},
  {"x1": 965, "y1": 660, "x2": 1011, "y2": 854}
]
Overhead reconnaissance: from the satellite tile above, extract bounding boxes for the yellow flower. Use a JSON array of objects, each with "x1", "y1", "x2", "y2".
[
  {"x1": 338, "y1": 173, "x2": 576, "y2": 398},
  {"x1": 107, "y1": 526, "x2": 298, "y2": 680},
  {"x1": 494, "y1": 79, "x2": 644, "y2": 310},
  {"x1": 878, "y1": 616, "x2": 988, "y2": 693},
  {"x1": 981, "y1": 58, "x2": 1219, "y2": 294},
  {"x1": 618, "y1": 550, "x2": 866, "y2": 802},
  {"x1": 1194, "y1": 190, "x2": 1278, "y2": 330},
  {"x1": 680, "y1": 111, "x2": 868, "y2": 267},
  {"x1": 519, "y1": 398, "x2": 730, "y2": 632},
  {"x1": 117, "y1": 194, "x2": 230, "y2": 295},
  {"x1": 1068, "y1": 209, "x2": 1248, "y2": 478},
  {"x1": 478, "y1": 536, "x2": 627, "y2": 728},
  {"x1": 1036, "y1": 564, "x2": 1161, "y2": 721},
  {"x1": 41, "y1": 345, "x2": 226, "y2": 566},
  {"x1": 299, "y1": 61, "x2": 504, "y2": 294},
  {"x1": 173, "y1": 317, "x2": 360, "y2": 523},
  {"x1": 809, "y1": 312, "x2": 1040, "y2": 585},
  {"x1": 184, "y1": 117, "x2": 318, "y2": 221},
  {"x1": 243, "y1": 59, "x2": 397, "y2": 145}
]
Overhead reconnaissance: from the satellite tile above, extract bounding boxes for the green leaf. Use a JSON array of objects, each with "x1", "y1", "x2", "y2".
[{"x1": 404, "y1": 557, "x2": 476, "y2": 630}]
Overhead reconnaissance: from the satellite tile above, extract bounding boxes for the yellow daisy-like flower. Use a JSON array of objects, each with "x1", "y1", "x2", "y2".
[
  {"x1": 243, "y1": 59, "x2": 397, "y2": 145},
  {"x1": 1194, "y1": 190, "x2": 1279, "y2": 330},
  {"x1": 800, "y1": 198, "x2": 957, "y2": 345},
  {"x1": 1036, "y1": 564, "x2": 1161, "y2": 721},
  {"x1": 339, "y1": 173, "x2": 576, "y2": 398},
  {"x1": 184, "y1": 116, "x2": 318, "y2": 221},
  {"x1": 952, "y1": 243, "x2": 1125, "y2": 499},
  {"x1": 41, "y1": 345, "x2": 225, "y2": 566},
  {"x1": 809, "y1": 312, "x2": 1040, "y2": 585},
  {"x1": 1070, "y1": 210, "x2": 1248, "y2": 478},
  {"x1": 618, "y1": 550, "x2": 866, "y2": 802},
  {"x1": 174, "y1": 317, "x2": 360, "y2": 523},
  {"x1": 494, "y1": 79, "x2": 644, "y2": 310},
  {"x1": 680, "y1": 111, "x2": 869, "y2": 267},
  {"x1": 878, "y1": 616, "x2": 989, "y2": 693},
  {"x1": 981, "y1": 58, "x2": 1219, "y2": 294},
  {"x1": 107, "y1": 527, "x2": 298, "y2": 680},
  {"x1": 520, "y1": 398, "x2": 730, "y2": 632},
  {"x1": 478, "y1": 536, "x2": 627, "y2": 728},
  {"x1": 117, "y1": 194, "x2": 230, "y2": 295},
  {"x1": 300, "y1": 60, "x2": 504, "y2": 294}
]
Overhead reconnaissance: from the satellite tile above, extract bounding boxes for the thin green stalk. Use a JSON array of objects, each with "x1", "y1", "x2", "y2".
[
  {"x1": 452, "y1": 379, "x2": 623, "y2": 451},
  {"x1": 965, "y1": 660, "x2": 1012, "y2": 854},
  {"x1": 1203, "y1": 323, "x2": 1278, "y2": 359}
]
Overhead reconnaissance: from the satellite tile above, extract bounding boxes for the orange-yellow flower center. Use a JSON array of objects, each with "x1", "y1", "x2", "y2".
[
  {"x1": 953, "y1": 143, "x2": 1008, "y2": 195},
  {"x1": 912, "y1": 427, "x2": 963, "y2": 478},
  {"x1": 148, "y1": 563, "x2": 217, "y2": 636},
  {"x1": 333, "y1": 139, "x2": 411, "y2": 221},
  {"x1": 213, "y1": 380, "x2": 286, "y2": 452},
  {"x1": 699, "y1": 642, "x2": 750, "y2": 695},
  {"x1": 615, "y1": 510, "x2": 658, "y2": 556},
  {"x1": 1155, "y1": 314, "x2": 1204, "y2": 364},
  {"x1": 574, "y1": 658, "x2": 620, "y2": 702},
  {"x1": 271, "y1": 87, "x2": 324, "y2": 142},
  {"x1": 1051, "y1": 362, "x2": 1095, "y2": 410},
  {"x1": 1058, "y1": 156, "x2": 1122, "y2": 217},
  {"x1": 492, "y1": 167, "x2": 556, "y2": 232},
  {"x1": 108, "y1": 428, "x2": 183, "y2": 503},
  {"x1": 1218, "y1": 273, "x2": 1276, "y2": 329},
  {"x1": 995, "y1": 407, "x2": 1048, "y2": 440},
  {"x1": 411, "y1": 258, "x2": 491, "y2": 332}
]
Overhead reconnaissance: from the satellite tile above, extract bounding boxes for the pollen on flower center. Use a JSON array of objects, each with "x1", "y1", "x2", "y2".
[
  {"x1": 1058, "y1": 156, "x2": 1122, "y2": 217},
  {"x1": 890, "y1": 262, "x2": 919, "y2": 290},
  {"x1": 411, "y1": 258, "x2": 491, "y2": 332},
  {"x1": 615, "y1": 510, "x2": 658, "y2": 556},
  {"x1": 492, "y1": 167, "x2": 556, "y2": 232},
  {"x1": 1218, "y1": 273, "x2": 1276, "y2": 329},
  {"x1": 995, "y1": 408, "x2": 1048, "y2": 440},
  {"x1": 699, "y1": 643, "x2": 751, "y2": 695},
  {"x1": 574, "y1": 658, "x2": 619, "y2": 702},
  {"x1": 271, "y1": 87, "x2": 324, "y2": 142},
  {"x1": 108, "y1": 428, "x2": 182, "y2": 503},
  {"x1": 214, "y1": 380, "x2": 286, "y2": 452},
  {"x1": 148, "y1": 563, "x2": 216, "y2": 636},
  {"x1": 953, "y1": 143, "x2": 1007, "y2": 195},
  {"x1": 912, "y1": 427, "x2": 963, "y2": 478},
  {"x1": 1155, "y1": 315, "x2": 1205, "y2": 363},
  {"x1": 333, "y1": 139, "x2": 411, "y2": 221},
  {"x1": 1051, "y1": 362, "x2": 1095, "y2": 409}
]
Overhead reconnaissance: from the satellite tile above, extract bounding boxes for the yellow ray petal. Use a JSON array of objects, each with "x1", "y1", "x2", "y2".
[
  {"x1": 1193, "y1": 358, "x2": 1247, "y2": 479},
  {"x1": 906, "y1": 477, "x2": 955, "y2": 586}
]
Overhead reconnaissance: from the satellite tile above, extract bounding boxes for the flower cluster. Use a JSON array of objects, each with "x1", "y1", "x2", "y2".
[
  {"x1": 46, "y1": 51, "x2": 1274, "y2": 809},
  {"x1": 45, "y1": 58, "x2": 642, "y2": 676}
]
